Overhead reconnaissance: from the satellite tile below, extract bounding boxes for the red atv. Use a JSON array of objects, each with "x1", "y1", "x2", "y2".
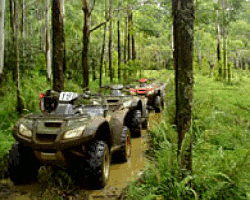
[{"x1": 129, "y1": 78, "x2": 166, "y2": 113}]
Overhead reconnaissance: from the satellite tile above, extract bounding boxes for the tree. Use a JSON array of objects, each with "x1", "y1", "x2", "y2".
[
  {"x1": 127, "y1": 9, "x2": 132, "y2": 62},
  {"x1": 82, "y1": 0, "x2": 111, "y2": 88},
  {"x1": 216, "y1": 0, "x2": 222, "y2": 77},
  {"x1": 108, "y1": 0, "x2": 113, "y2": 83},
  {"x1": 45, "y1": 0, "x2": 52, "y2": 82},
  {"x1": 52, "y1": 0, "x2": 65, "y2": 91},
  {"x1": 131, "y1": 12, "x2": 136, "y2": 61},
  {"x1": 0, "y1": 0, "x2": 5, "y2": 82},
  {"x1": 117, "y1": 1, "x2": 121, "y2": 80},
  {"x1": 123, "y1": 13, "x2": 128, "y2": 80},
  {"x1": 99, "y1": 0, "x2": 109, "y2": 88},
  {"x1": 82, "y1": 0, "x2": 92, "y2": 88},
  {"x1": 172, "y1": 0, "x2": 195, "y2": 176},
  {"x1": 14, "y1": 0, "x2": 24, "y2": 114}
]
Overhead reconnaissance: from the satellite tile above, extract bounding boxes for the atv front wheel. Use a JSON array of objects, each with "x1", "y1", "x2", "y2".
[
  {"x1": 130, "y1": 110, "x2": 142, "y2": 138},
  {"x1": 85, "y1": 141, "x2": 110, "y2": 189},
  {"x1": 8, "y1": 142, "x2": 40, "y2": 185},
  {"x1": 154, "y1": 96, "x2": 162, "y2": 113}
]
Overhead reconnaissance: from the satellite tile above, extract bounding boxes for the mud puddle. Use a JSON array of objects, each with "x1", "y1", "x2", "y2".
[{"x1": 0, "y1": 113, "x2": 161, "y2": 200}]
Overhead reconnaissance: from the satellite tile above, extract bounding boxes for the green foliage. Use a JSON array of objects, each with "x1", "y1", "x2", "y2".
[{"x1": 125, "y1": 72, "x2": 250, "y2": 200}]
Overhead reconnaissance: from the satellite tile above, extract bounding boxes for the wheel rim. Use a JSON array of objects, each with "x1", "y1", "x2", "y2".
[
  {"x1": 126, "y1": 134, "x2": 131, "y2": 158},
  {"x1": 103, "y1": 148, "x2": 110, "y2": 181}
]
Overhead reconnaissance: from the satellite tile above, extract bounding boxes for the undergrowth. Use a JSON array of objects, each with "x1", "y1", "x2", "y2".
[{"x1": 125, "y1": 71, "x2": 250, "y2": 200}]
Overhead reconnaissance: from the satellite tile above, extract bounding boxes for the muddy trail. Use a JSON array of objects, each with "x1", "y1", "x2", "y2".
[{"x1": 0, "y1": 113, "x2": 162, "y2": 200}]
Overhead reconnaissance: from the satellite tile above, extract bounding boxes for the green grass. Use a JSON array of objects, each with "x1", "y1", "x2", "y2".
[{"x1": 125, "y1": 71, "x2": 250, "y2": 200}]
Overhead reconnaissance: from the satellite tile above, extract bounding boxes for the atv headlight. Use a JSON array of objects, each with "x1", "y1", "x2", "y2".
[
  {"x1": 19, "y1": 124, "x2": 32, "y2": 137},
  {"x1": 64, "y1": 126, "x2": 86, "y2": 139}
]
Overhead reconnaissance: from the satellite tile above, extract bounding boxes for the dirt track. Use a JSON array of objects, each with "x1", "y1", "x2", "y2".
[{"x1": 0, "y1": 113, "x2": 162, "y2": 200}]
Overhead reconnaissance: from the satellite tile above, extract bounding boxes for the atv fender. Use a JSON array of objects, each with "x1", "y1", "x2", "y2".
[
  {"x1": 84, "y1": 116, "x2": 111, "y2": 147},
  {"x1": 110, "y1": 109, "x2": 130, "y2": 147},
  {"x1": 141, "y1": 98, "x2": 148, "y2": 121}
]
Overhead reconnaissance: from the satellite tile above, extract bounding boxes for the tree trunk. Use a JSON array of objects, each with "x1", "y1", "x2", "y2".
[
  {"x1": 108, "y1": 0, "x2": 113, "y2": 83},
  {"x1": 223, "y1": 26, "x2": 227, "y2": 79},
  {"x1": 171, "y1": 24, "x2": 174, "y2": 51},
  {"x1": 132, "y1": 35, "x2": 136, "y2": 60},
  {"x1": 117, "y1": 5, "x2": 121, "y2": 80},
  {"x1": 91, "y1": 57, "x2": 96, "y2": 81},
  {"x1": 222, "y1": 0, "x2": 227, "y2": 79},
  {"x1": 21, "y1": 0, "x2": 25, "y2": 38},
  {"x1": 10, "y1": 0, "x2": 15, "y2": 81},
  {"x1": 10, "y1": 0, "x2": 14, "y2": 33},
  {"x1": 123, "y1": 14, "x2": 128, "y2": 80},
  {"x1": 52, "y1": 0, "x2": 65, "y2": 91},
  {"x1": 173, "y1": 0, "x2": 194, "y2": 176},
  {"x1": 131, "y1": 13, "x2": 136, "y2": 61},
  {"x1": 62, "y1": 2, "x2": 66, "y2": 74},
  {"x1": 82, "y1": 4, "x2": 90, "y2": 88},
  {"x1": 14, "y1": 0, "x2": 24, "y2": 114},
  {"x1": 127, "y1": 12, "x2": 131, "y2": 61},
  {"x1": 123, "y1": 14, "x2": 128, "y2": 64},
  {"x1": 0, "y1": 0, "x2": 5, "y2": 81},
  {"x1": 227, "y1": 36, "x2": 231, "y2": 82},
  {"x1": 216, "y1": 0, "x2": 222, "y2": 77},
  {"x1": 104, "y1": 59, "x2": 107, "y2": 76},
  {"x1": 99, "y1": 0, "x2": 108, "y2": 88},
  {"x1": 46, "y1": 0, "x2": 52, "y2": 83}
]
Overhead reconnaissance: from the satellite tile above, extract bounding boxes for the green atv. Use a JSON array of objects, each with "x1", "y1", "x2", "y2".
[
  {"x1": 102, "y1": 84, "x2": 149, "y2": 136},
  {"x1": 8, "y1": 91, "x2": 132, "y2": 189}
]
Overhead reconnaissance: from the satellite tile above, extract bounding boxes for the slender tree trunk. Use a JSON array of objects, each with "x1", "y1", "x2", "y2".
[
  {"x1": 21, "y1": 0, "x2": 25, "y2": 60},
  {"x1": 117, "y1": 5, "x2": 121, "y2": 80},
  {"x1": 10, "y1": 0, "x2": 15, "y2": 81},
  {"x1": 99, "y1": 0, "x2": 108, "y2": 88},
  {"x1": 223, "y1": 26, "x2": 227, "y2": 79},
  {"x1": 0, "y1": 0, "x2": 5, "y2": 82},
  {"x1": 14, "y1": 0, "x2": 24, "y2": 114},
  {"x1": 173, "y1": 0, "x2": 194, "y2": 176},
  {"x1": 171, "y1": 24, "x2": 174, "y2": 51},
  {"x1": 227, "y1": 36, "x2": 231, "y2": 82},
  {"x1": 52, "y1": 0, "x2": 65, "y2": 91},
  {"x1": 10, "y1": 0, "x2": 14, "y2": 34},
  {"x1": 46, "y1": 0, "x2": 52, "y2": 83},
  {"x1": 222, "y1": 0, "x2": 227, "y2": 79},
  {"x1": 82, "y1": 6, "x2": 90, "y2": 88},
  {"x1": 127, "y1": 11, "x2": 131, "y2": 61},
  {"x1": 216, "y1": 0, "x2": 222, "y2": 77},
  {"x1": 21, "y1": 0, "x2": 25, "y2": 38},
  {"x1": 108, "y1": 0, "x2": 113, "y2": 83},
  {"x1": 235, "y1": 49, "x2": 239, "y2": 69},
  {"x1": 131, "y1": 13, "x2": 136, "y2": 60},
  {"x1": 91, "y1": 55, "x2": 96, "y2": 81},
  {"x1": 62, "y1": 2, "x2": 66, "y2": 74},
  {"x1": 104, "y1": 59, "x2": 107, "y2": 76},
  {"x1": 123, "y1": 14, "x2": 128, "y2": 80},
  {"x1": 132, "y1": 35, "x2": 136, "y2": 60},
  {"x1": 123, "y1": 14, "x2": 128, "y2": 64},
  {"x1": 99, "y1": 23, "x2": 107, "y2": 87},
  {"x1": 82, "y1": 0, "x2": 93, "y2": 89}
]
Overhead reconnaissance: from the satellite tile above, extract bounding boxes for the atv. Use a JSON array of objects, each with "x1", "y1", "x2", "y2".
[
  {"x1": 102, "y1": 84, "x2": 149, "y2": 135},
  {"x1": 9, "y1": 91, "x2": 132, "y2": 189},
  {"x1": 128, "y1": 78, "x2": 166, "y2": 113}
]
